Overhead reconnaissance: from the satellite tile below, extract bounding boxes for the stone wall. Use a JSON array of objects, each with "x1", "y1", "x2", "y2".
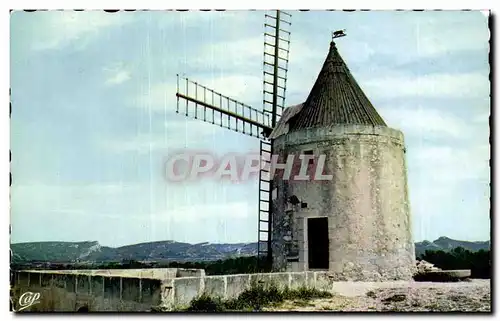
[
  {"x1": 160, "y1": 271, "x2": 348, "y2": 309},
  {"x1": 272, "y1": 125, "x2": 415, "y2": 280},
  {"x1": 12, "y1": 270, "x2": 165, "y2": 312},
  {"x1": 13, "y1": 270, "x2": 328, "y2": 311},
  {"x1": 12, "y1": 269, "x2": 428, "y2": 311},
  {"x1": 20, "y1": 268, "x2": 204, "y2": 279},
  {"x1": 157, "y1": 271, "x2": 423, "y2": 310}
]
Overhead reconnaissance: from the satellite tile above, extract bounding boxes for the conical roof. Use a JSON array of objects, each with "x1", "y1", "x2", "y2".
[{"x1": 288, "y1": 41, "x2": 387, "y2": 130}]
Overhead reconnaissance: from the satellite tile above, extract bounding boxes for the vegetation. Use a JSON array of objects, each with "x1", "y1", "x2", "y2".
[
  {"x1": 418, "y1": 247, "x2": 491, "y2": 279},
  {"x1": 101, "y1": 247, "x2": 491, "y2": 279},
  {"x1": 83, "y1": 256, "x2": 271, "y2": 275},
  {"x1": 184, "y1": 282, "x2": 332, "y2": 312},
  {"x1": 11, "y1": 255, "x2": 271, "y2": 276},
  {"x1": 166, "y1": 256, "x2": 272, "y2": 275},
  {"x1": 12, "y1": 247, "x2": 491, "y2": 279}
]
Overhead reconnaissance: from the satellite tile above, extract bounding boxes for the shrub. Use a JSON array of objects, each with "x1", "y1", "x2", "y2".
[
  {"x1": 186, "y1": 294, "x2": 224, "y2": 312},
  {"x1": 185, "y1": 283, "x2": 332, "y2": 312},
  {"x1": 419, "y1": 248, "x2": 491, "y2": 279}
]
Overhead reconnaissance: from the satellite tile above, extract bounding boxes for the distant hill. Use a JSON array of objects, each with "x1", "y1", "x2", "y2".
[
  {"x1": 10, "y1": 240, "x2": 257, "y2": 263},
  {"x1": 415, "y1": 236, "x2": 490, "y2": 257},
  {"x1": 11, "y1": 236, "x2": 489, "y2": 263}
]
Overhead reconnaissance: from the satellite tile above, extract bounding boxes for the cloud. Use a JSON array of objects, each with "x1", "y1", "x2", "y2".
[
  {"x1": 412, "y1": 17, "x2": 489, "y2": 58},
  {"x1": 472, "y1": 112, "x2": 490, "y2": 124},
  {"x1": 187, "y1": 36, "x2": 263, "y2": 71},
  {"x1": 100, "y1": 119, "x2": 218, "y2": 154},
  {"x1": 105, "y1": 70, "x2": 131, "y2": 86},
  {"x1": 381, "y1": 107, "x2": 473, "y2": 140},
  {"x1": 26, "y1": 11, "x2": 135, "y2": 51},
  {"x1": 11, "y1": 181, "x2": 255, "y2": 245},
  {"x1": 363, "y1": 72, "x2": 490, "y2": 99},
  {"x1": 164, "y1": 202, "x2": 252, "y2": 222},
  {"x1": 407, "y1": 142, "x2": 490, "y2": 242},
  {"x1": 137, "y1": 74, "x2": 262, "y2": 112},
  {"x1": 382, "y1": 105, "x2": 490, "y2": 188},
  {"x1": 410, "y1": 144, "x2": 490, "y2": 184},
  {"x1": 10, "y1": 183, "x2": 143, "y2": 219},
  {"x1": 344, "y1": 13, "x2": 489, "y2": 65},
  {"x1": 44, "y1": 201, "x2": 252, "y2": 224},
  {"x1": 159, "y1": 10, "x2": 245, "y2": 26}
]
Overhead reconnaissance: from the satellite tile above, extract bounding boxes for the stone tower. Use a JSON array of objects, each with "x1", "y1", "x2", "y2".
[{"x1": 268, "y1": 40, "x2": 415, "y2": 281}]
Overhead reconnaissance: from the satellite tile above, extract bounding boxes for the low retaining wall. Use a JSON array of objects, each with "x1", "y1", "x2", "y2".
[
  {"x1": 17, "y1": 268, "x2": 205, "y2": 279},
  {"x1": 160, "y1": 271, "x2": 413, "y2": 309},
  {"x1": 12, "y1": 269, "x2": 426, "y2": 311},
  {"x1": 12, "y1": 270, "x2": 165, "y2": 312}
]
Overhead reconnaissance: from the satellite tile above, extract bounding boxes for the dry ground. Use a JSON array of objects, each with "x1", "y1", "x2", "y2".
[{"x1": 265, "y1": 279, "x2": 491, "y2": 312}]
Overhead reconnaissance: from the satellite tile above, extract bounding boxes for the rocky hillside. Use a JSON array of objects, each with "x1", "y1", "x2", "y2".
[
  {"x1": 414, "y1": 237, "x2": 490, "y2": 256},
  {"x1": 11, "y1": 236, "x2": 489, "y2": 263},
  {"x1": 10, "y1": 240, "x2": 257, "y2": 263}
]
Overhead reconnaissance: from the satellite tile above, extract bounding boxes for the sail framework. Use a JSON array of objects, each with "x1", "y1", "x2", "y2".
[
  {"x1": 258, "y1": 10, "x2": 291, "y2": 268},
  {"x1": 176, "y1": 75, "x2": 272, "y2": 138},
  {"x1": 262, "y1": 10, "x2": 291, "y2": 128}
]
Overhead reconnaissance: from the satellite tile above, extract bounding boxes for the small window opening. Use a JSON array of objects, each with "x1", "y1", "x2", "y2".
[{"x1": 303, "y1": 150, "x2": 314, "y2": 165}]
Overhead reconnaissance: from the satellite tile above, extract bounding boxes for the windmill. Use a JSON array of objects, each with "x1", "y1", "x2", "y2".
[
  {"x1": 174, "y1": 10, "x2": 416, "y2": 279},
  {"x1": 175, "y1": 10, "x2": 292, "y2": 269}
]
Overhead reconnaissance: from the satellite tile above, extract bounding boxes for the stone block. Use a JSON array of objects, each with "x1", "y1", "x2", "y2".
[
  {"x1": 16, "y1": 272, "x2": 30, "y2": 287},
  {"x1": 91, "y1": 276, "x2": 104, "y2": 296},
  {"x1": 177, "y1": 269, "x2": 205, "y2": 278},
  {"x1": 29, "y1": 273, "x2": 41, "y2": 287},
  {"x1": 305, "y1": 271, "x2": 316, "y2": 287},
  {"x1": 267, "y1": 273, "x2": 290, "y2": 290},
  {"x1": 225, "y1": 274, "x2": 250, "y2": 300},
  {"x1": 141, "y1": 278, "x2": 162, "y2": 305},
  {"x1": 64, "y1": 275, "x2": 76, "y2": 292},
  {"x1": 315, "y1": 272, "x2": 334, "y2": 291},
  {"x1": 103, "y1": 277, "x2": 120, "y2": 299},
  {"x1": 249, "y1": 273, "x2": 271, "y2": 288},
  {"x1": 40, "y1": 273, "x2": 53, "y2": 287},
  {"x1": 204, "y1": 276, "x2": 225, "y2": 298},
  {"x1": 160, "y1": 279, "x2": 175, "y2": 309},
  {"x1": 289, "y1": 272, "x2": 307, "y2": 289},
  {"x1": 76, "y1": 275, "x2": 90, "y2": 294},
  {"x1": 414, "y1": 270, "x2": 471, "y2": 282},
  {"x1": 51, "y1": 274, "x2": 66, "y2": 288},
  {"x1": 121, "y1": 278, "x2": 141, "y2": 301},
  {"x1": 173, "y1": 277, "x2": 201, "y2": 307}
]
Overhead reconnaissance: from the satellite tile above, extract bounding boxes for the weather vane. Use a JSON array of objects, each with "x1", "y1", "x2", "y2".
[{"x1": 332, "y1": 29, "x2": 347, "y2": 40}]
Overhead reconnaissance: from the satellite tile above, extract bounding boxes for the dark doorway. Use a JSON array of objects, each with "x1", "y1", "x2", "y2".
[{"x1": 307, "y1": 217, "x2": 329, "y2": 269}]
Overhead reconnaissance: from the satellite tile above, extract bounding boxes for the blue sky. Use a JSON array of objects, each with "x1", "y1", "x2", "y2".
[{"x1": 10, "y1": 10, "x2": 490, "y2": 247}]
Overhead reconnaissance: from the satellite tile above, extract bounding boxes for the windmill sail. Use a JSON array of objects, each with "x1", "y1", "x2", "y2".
[
  {"x1": 262, "y1": 10, "x2": 291, "y2": 128},
  {"x1": 257, "y1": 10, "x2": 292, "y2": 269},
  {"x1": 176, "y1": 75, "x2": 273, "y2": 138}
]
